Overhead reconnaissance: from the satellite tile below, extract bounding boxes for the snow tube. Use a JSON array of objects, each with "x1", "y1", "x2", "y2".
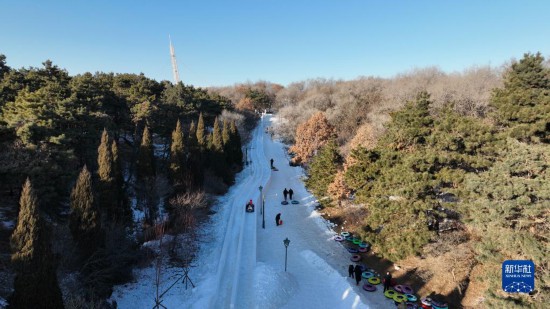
[
  {"x1": 279, "y1": 220, "x2": 283, "y2": 225},
  {"x1": 401, "y1": 285, "x2": 414, "y2": 294},
  {"x1": 421, "y1": 298, "x2": 432, "y2": 309},
  {"x1": 358, "y1": 247, "x2": 368, "y2": 253},
  {"x1": 346, "y1": 247, "x2": 359, "y2": 253},
  {"x1": 384, "y1": 289, "x2": 397, "y2": 298},
  {"x1": 367, "y1": 277, "x2": 381, "y2": 285},
  {"x1": 334, "y1": 235, "x2": 344, "y2": 242},
  {"x1": 345, "y1": 236, "x2": 353, "y2": 242},
  {"x1": 350, "y1": 255, "x2": 361, "y2": 262},
  {"x1": 291, "y1": 200, "x2": 299, "y2": 204},
  {"x1": 358, "y1": 264, "x2": 368, "y2": 272},
  {"x1": 362, "y1": 283, "x2": 376, "y2": 292},
  {"x1": 352, "y1": 238, "x2": 361, "y2": 245},
  {"x1": 407, "y1": 303, "x2": 419, "y2": 309},
  {"x1": 394, "y1": 285, "x2": 404, "y2": 293},
  {"x1": 405, "y1": 294, "x2": 418, "y2": 302},
  {"x1": 340, "y1": 231, "x2": 351, "y2": 237},
  {"x1": 430, "y1": 300, "x2": 448, "y2": 309},
  {"x1": 281, "y1": 201, "x2": 289, "y2": 205},
  {"x1": 393, "y1": 294, "x2": 407, "y2": 303},
  {"x1": 362, "y1": 271, "x2": 374, "y2": 279},
  {"x1": 359, "y1": 242, "x2": 370, "y2": 248}
]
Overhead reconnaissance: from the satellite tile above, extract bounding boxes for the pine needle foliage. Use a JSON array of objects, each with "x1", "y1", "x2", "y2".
[
  {"x1": 305, "y1": 139, "x2": 341, "y2": 201},
  {"x1": 491, "y1": 52, "x2": 550, "y2": 143},
  {"x1": 69, "y1": 165, "x2": 102, "y2": 257},
  {"x1": 137, "y1": 125, "x2": 155, "y2": 178},
  {"x1": 10, "y1": 179, "x2": 64, "y2": 309}
]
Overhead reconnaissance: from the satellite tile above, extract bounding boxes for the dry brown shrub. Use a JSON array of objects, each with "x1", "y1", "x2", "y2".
[
  {"x1": 289, "y1": 111, "x2": 335, "y2": 164},
  {"x1": 327, "y1": 170, "x2": 350, "y2": 203}
]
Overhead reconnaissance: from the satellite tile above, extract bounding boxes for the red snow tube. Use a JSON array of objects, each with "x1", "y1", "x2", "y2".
[
  {"x1": 279, "y1": 220, "x2": 283, "y2": 225},
  {"x1": 350, "y1": 255, "x2": 361, "y2": 262},
  {"x1": 334, "y1": 235, "x2": 344, "y2": 242},
  {"x1": 362, "y1": 283, "x2": 376, "y2": 292},
  {"x1": 421, "y1": 298, "x2": 432, "y2": 309},
  {"x1": 358, "y1": 247, "x2": 368, "y2": 253}
]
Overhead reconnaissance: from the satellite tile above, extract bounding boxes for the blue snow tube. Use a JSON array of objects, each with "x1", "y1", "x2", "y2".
[
  {"x1": 291, "y1": 200, "x2": 299, "y2": 204},
  {"x1": 350, "y1": 255, "x2": 361, "y2": 262},
  {"x1": 362, "y1": 271, "x2": 374, "y2": 279},
  {"x1": 334, "y1": 235, "x2": 344, "y2": 242},
  {"x1": 281, "y1": 201, "x2": 289, "y2": 205},
  {"x1": 340, "y1": 231, "x2": 351, "y2": 237}
]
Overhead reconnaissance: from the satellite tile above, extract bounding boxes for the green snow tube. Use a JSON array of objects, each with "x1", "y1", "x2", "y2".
[
  {"x1": 384, "y1": 289, "x2": 397, "y2": 298},
  {"x1": 368, "y1": 277, "x2": 381, "y2": 285}
]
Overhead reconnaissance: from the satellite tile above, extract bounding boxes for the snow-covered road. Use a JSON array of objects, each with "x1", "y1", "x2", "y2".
[{"x1": 112, "y1": 114, "x2": 392, "y2": 308}]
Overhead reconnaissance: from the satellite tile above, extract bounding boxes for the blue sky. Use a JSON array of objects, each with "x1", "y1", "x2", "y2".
[{"x1": 1, "y1": 0, "x2": 549, "y2": 87}]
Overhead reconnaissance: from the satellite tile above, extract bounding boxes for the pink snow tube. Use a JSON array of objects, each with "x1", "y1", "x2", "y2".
[
  {"x1": 358, "y1": 247, "x2": 368, "y2": 253},
  {"x1": 350, "y1": 255, "x2": 361, "y2": 262},
  {"x1": 362, "y1": 283, "x2": 376, "y2": 292}
]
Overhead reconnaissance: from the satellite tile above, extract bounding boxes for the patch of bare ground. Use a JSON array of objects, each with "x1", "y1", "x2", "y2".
[{"x1": 322, "y1": 204, "x2": 479, "y2": 308}]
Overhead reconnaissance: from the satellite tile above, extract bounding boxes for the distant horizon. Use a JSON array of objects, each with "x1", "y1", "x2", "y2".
[{"x1": 2, "y1": 0, "x2": 549, "y2": 87}]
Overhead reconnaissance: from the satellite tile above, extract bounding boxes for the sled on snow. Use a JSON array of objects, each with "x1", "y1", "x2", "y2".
[{"x1": 245, "y1": 202, "x2": 255, "y2": 212}]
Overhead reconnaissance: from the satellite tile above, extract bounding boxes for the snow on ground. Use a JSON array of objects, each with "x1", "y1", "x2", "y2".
[{"x1": 112, "y1": 114, "x2": 393, "y2": 308}]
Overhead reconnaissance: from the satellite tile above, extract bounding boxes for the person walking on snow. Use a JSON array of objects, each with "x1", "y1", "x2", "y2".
[
  {"x1": 270, "y1": 158, "x2": 274, "y2": 168},
  {"x1": 383, "y1": 271, "x2": 392, "y2": 292},
  {"x1": 275, "y1": 213, "x2": 281, "y2": 226},
  {"x1": 283, "y1": 188, "x2": 288, "y2": 201},
  {"x1": 288, "y1": 188, "x2": 294, "y2": 200},
  {"x1": 348, "y1": 265, "x2": 355, "y2": 278},
  {"x1": 354, "y1": 265, "x2": 362, "y2": 286}
]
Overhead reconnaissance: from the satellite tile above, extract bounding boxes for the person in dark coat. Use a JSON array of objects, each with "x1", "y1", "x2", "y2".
[
  {"x1": 348, "y1": 265, "x2": 355, "y2": 278},
  {"x1": 383, "y1": 271, "x2": 392, "y2": 292},
  {"x1": 275, "y1": 213, "x2": 281, "y2": 226},
  {"x1": 354, "y1": 265, "x2": 362, "y2": 285},
  {"x1": 283, "y1": 188, "x2": 288, "y2": 201},
  {"x1": 270, "y1": 158, "x2": 274, "y2": 168},
  {"x1": 288, "y1": 188, "x2": 294, "y2": 200}
]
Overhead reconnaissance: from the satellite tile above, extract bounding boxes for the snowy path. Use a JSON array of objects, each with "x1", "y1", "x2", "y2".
[{"x1": 112, "y1": 114, "x2": 392, "y2": 308}]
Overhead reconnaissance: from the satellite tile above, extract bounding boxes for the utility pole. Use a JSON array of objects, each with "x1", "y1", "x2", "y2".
[{"x1": 169, "y1": 35, "x2": 180, "y2": 84}]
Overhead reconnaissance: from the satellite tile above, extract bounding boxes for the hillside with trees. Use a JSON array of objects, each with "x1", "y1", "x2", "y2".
[
  {"x1": 0, "y1": 55, "x2": 247, "y2": 307},
  {"x1": 269, "y1": 53, "x2": 549, "y2": 307}
]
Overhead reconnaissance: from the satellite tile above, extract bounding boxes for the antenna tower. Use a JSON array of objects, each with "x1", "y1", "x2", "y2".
[{"x1": 169, "y1": 35, "x2": 180, "y2": 84}]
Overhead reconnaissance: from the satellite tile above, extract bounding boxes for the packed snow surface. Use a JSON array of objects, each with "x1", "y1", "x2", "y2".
[{"x1": 112, "y1": 114, "x2": 392, "y2": 308}]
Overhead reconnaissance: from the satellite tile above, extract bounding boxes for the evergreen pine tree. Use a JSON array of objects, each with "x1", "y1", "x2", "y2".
[
  {"x1": 222, "y1": 119, "x2": 230, "y2": 147},
  {"x1": 97, "y1": 129, "x2": 116, "y2": 219},
  {"x1": 10, "y1": 179, "x2": 64, "y2": 309},
  {"x1": 187, "y1": 120, "x2": 203, "y2": 188},
  {"x1": 230, "y1": 120, "x2": 243, "y2": 166},
  {"x1": 305, "y1": 139, "x2": 342, "y2": 199},
  {"x1": 188, "y1": 120, "x2": 197, "y2": 148},
  {"x1": 137, "y1": 126, "x2": 155, "y2": 178},
  {"x1": 212, "y1": 117, "x2": 223, "y2": 152},
  {"x1": 69, "y1": 166, "x2": 102, "y2": 257},
  {"x1": 111, "y1": 140, "x2": 130, "y2": 223},
  {"x1": 170, "y1": 119, "x2": 186, "y2": 186},
  {"x1": 491, "y1": 52, "x2": 550, "y2": 143},
  {"x1": 196, "y1": 112, "x2": 206, "y2": 148}
]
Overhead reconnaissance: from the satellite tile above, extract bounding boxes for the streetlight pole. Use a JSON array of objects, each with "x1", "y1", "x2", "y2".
[
  {"x1": 283, "y1": 238, "x2": 290, "y2": 272},
  {"x1": 259, "y1": 186, "x2": 265, "y2": 229},
  {"x1": 262, "y1": 195, "x2": 265, "y2": 229}
]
